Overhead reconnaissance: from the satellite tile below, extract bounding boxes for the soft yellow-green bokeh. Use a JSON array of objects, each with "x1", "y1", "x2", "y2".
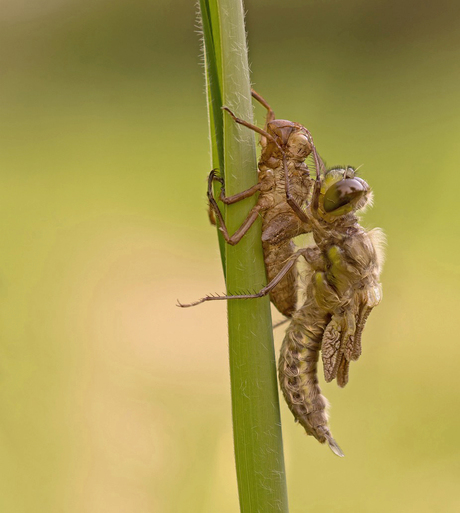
[{"x1": 0, "y1": 0, "x2": 459, "y2": 511}]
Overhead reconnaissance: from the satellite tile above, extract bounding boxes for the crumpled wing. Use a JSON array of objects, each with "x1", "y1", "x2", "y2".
[
  {"x1": 325, "y1": 284, "x2": 382, "y2": 387},
  {"x1": 352, "y1": 284, "x2": 382, "y2": 361},
  {"x1": 322, "y1": 309, "x2": 357, "y2": 388},
  {"x1": 351, "y1": 303, "x2": 372, "y2": 362},
  {"x1": 336, "y1": 357, "x2": 350, "y2": 388},
  {"x1": 322, "y1": 317, "x2": 342, "y2": 383}
]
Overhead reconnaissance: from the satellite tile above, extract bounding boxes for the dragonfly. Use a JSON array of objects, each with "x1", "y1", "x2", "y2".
[
  {"x1": 181, "y1": 89, "x2": 323, "y2": 317},
  {"x1": 187, "y1": 165, "x2": 385, "y2": 456},
  {"x1": 279, "y1": 166, "x2": 384, "y2": 455}
]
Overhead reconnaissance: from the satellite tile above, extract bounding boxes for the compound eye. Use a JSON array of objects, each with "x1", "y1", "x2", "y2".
[{"x1": 323, "y1": 178, "x2": 366, "y2": 213}]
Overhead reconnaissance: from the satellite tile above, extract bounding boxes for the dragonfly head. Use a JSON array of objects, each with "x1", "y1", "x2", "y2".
[
  {"x1": 318, "y1": 167, "x2": 372, "y2": 221},
  {"x1": 267, "y1": 120, "x2": 312, "y2": 159}
]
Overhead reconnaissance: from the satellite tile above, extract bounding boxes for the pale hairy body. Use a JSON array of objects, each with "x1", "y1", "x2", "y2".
[{"x1": 278, "y1": 172, "x2": 384, "y2": 455}]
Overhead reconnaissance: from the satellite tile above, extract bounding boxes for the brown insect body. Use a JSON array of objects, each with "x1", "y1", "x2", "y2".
[
  {"x1": 256, "y1": 120, "x2": 314, "y2": 315},
  {"x1": 183, "y1": 91, "x2": 325, "y2": 315},
  {"x1": 208, "y1": 95, "x2": 318, "y2": 317},
  {"x1": 258, "y1": 120, "x2": 314, "y2": 245}
]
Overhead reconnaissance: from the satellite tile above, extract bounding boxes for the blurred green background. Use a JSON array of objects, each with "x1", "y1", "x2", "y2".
[{"x1": 0, "y1": 0, "x2": 459, "y2": 511}]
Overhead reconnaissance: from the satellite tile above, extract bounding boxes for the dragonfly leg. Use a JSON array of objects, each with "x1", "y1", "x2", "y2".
[
  {"x1": 210, "y1": 170, "x2": 261, "y2": 205},
  {"x1": 280, "y1": 154, "x2": 315, "y2": 225},
  {"x1": 251, "y1": 88, "x2": 276, "y2": 125},
  {"x1": 178, "y1": 247, "x2": 310, "y2": 308},
  {"x1": 207, "y1": 171, "x2": 264, "y2": 246},
  {"x1": 223, "y1": 107, "x2": 279, "y2": 149},
  {"x1": 251, "y1": 88, "x2": 276, "y2": 148}
]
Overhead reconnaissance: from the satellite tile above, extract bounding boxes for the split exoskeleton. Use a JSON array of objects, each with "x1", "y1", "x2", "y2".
[
  {"x1": 179, "y1": 92, "x2": 384, "y2": 457},
  {"x1": 206, "y1": 89, "x2": 321, "y2": 317}
]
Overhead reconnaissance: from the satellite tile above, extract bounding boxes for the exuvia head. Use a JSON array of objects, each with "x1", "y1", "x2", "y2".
[
  {"x1": 317, "y1": 167, "x2": 372, "y2": 222},
  {"x1": 266, "y1": 120, "x2": 313, "y2": 160}
]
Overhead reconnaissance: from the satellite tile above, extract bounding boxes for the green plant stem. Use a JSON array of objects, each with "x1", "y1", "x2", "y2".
[{"x1": 200, "y1": 0, "x2": 289, "y2": 511}]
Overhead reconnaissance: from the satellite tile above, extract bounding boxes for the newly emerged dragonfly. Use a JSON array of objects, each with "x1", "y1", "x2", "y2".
[
  {"x1": 187, "y1": 165, "x2": 384, "y2": 456},
  {"x1": 183, "y1": 90, "x2": 322, "y2": 316},
  {"x1": 279, "y1": 166, "x2": 384, "y2": 455}
]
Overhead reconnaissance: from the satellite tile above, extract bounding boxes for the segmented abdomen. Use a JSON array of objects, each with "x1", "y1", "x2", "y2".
[
  {"x1": 263, "y1": 239, "x2": 297, "y2": 317},
  {"x1": 279, "y1": 290, "x2": 344, "y2": 456}
]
